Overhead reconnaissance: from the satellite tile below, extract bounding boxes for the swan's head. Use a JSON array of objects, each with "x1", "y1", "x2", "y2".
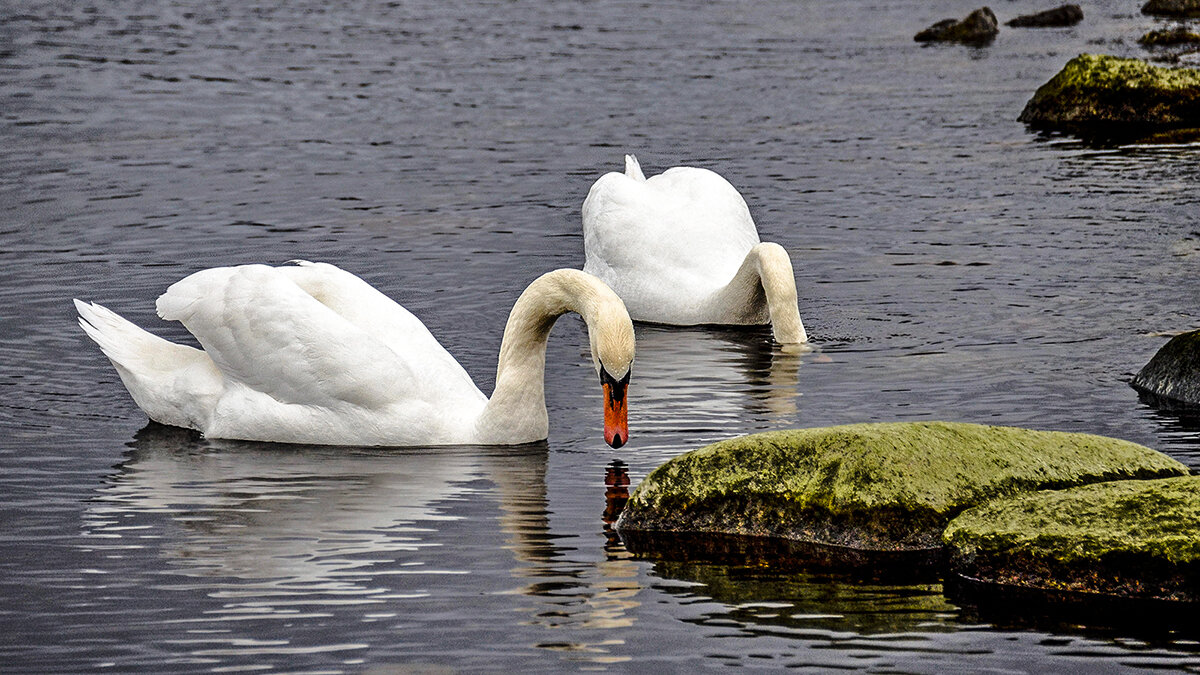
[{"x1": 587, "y1": 290, "x2": 635, "y2": 450}]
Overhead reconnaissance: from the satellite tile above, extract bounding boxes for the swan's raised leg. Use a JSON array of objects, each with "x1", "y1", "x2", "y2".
[{"x1": 75, "y1": 300, "x2": 222, "y2": 430}]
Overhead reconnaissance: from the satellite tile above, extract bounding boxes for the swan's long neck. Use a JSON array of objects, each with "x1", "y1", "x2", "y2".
[
  {"x1": 718, "y1": 242, "x2": 808, "y2": 344},
  {"x1": 476, "y1": 269, "x2": 633, "y2": 444}
]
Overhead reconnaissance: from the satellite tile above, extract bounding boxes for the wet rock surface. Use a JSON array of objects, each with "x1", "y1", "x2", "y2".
[
  {"x1": 1006, "y1": 4, "x2": 1084, "y2": 27},
  {"x1": 1018, "y1": 54, "x2": 1200, "y2": 129},
  {"x1": 943, "y1": 476, "x2": 1200, "y2": 603},
  {"x1": 616, "y1": 422, "x2": 1187, "y2": 555},
  {"x1": 915, "y1": 7, "x2": 999, "y2": 45},
  {"x1": 1132, "y1": 329, "x2": 1200, "y2": 408},
  {"x1": 1139, "y1": 26, "x2": 1200, "y2": 47},
  {"x1": 1142, "y1": 0, "x2": 1200, "y2": 17}
]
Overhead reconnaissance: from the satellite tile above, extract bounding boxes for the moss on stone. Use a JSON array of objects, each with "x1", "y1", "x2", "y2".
[
  {"x1": 1139, "y1": 27, "x2": 1200, "y2": 47},
  {"x1": 943, "y1": 476, "x2": 1200, "y2": 602},
  {"x1": 1132, "y1": 329, "x2": 1200, "y2": 408},
  {"x1": 1018, "y1": 54, "x2": 1200, "y2": 127},
  {"x1": 617, "y1": 422, "x2": 1187, "y2": 552}
]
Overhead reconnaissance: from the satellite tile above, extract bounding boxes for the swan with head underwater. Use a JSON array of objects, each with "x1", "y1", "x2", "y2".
[
  {"x1": 583, "y1": 154, "x2": 809, "y2": 348},
  {"x1": 75, "y1": 262, "x2": 635, "y2": 448}
]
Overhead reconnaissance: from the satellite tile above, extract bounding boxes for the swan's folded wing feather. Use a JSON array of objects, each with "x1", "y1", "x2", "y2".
[
  {"x1": 156, "y1": 265, "x2": 479, "y2": 411},
  {"x1": 274, "y1": 261, "x2": 479, "y2": 396}
]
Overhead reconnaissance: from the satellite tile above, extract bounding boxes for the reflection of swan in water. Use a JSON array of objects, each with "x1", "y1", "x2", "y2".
[
  {"x1": 83, "y1": 424, "x2": 486, "y2": 584},
  {"x1": 492, "y1": 451, "x2": 648, "y2": 648},
  {"x1": 82, "y1": 424, "x2": 642, "y2": 662},
  {"x1": 631, "y1": 325, "x2": 817, "y2": 434}
]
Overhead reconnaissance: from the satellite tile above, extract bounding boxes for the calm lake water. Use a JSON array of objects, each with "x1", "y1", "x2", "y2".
[{"x1": 2, "y1": 0, "x2": 1199, "y2": 671}]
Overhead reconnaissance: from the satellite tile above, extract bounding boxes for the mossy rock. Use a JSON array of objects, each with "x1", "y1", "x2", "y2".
[
  {"x1": 944, "y1": 476, "x2": 1200, "y2": 602},
  {"x1": 1142, "y1": 0, "x2": 1200, "y2": 18},
  {"x1": 1139, "y1": 27, "x2": 1200, "y2": 48},
  {"x1": 1132, "y1": 329, "x2": 1200, "y2": 408},
  {"x1": 914, "y1": 7, "x2": 999, "y2": 45},
  {"x1": 1018, "y1": 54, "x2": 1200, "y2": 128},
  {"x1": 616, "y1": 422, "x2": 1187, "y2": 554}
]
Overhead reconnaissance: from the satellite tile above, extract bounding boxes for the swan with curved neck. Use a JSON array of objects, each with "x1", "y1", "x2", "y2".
[
  {"x1": 582, "y1": 155, "x2": 808, "y2": 345},
  {"x1": 75, "y1": 263, "x2": 634, "y2": 447}
]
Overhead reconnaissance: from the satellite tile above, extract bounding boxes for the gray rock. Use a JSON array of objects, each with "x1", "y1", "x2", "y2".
[
  {"x1": 1006, "y1": 4, "x2": 1083, "y2": 27},
  {"x1": 915, "y1": 7, "x2": 999, "y2": 45},
  {"x1": 1132, "y1": 329, "x2": 1200, "y2": 407},
  {"x1": 1142, "y1": 0, "x2": 1200, "y2": 18}
]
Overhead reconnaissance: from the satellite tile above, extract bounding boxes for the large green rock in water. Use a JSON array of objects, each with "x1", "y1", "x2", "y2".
[
  {"x1": 1131, "y1": 329, "x2": 1200, "y2": 408},
  {"x1": 617, "y1": 422, "x2": 1187, "y2": 552},
  {"x1": 944, "y1": 476, "x2": 1200, "y2": 602},
  {"x1": 1018, "y1": 54, "x2": 1200, "y2": 128}
]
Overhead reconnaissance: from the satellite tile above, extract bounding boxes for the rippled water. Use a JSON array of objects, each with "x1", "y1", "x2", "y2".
[{"x1": 2, "y1": 0, "x2": 1199, "y2": 671}]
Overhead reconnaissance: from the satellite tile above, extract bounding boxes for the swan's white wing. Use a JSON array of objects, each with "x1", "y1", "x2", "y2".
[
  {"x1": 156, "y1": 264, "x2": 483, "y2": 414},
  {"x1": 275, "y1": 261, "x2": 480, "y2": 396}
]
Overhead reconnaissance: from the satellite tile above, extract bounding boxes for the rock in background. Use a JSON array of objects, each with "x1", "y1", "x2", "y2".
[
  {"x1": 1132, "y1": 329, "x2": 1200, "y2": 408},
  {"x1": 1143, "y1": 0, "x2": 1200, "y2": 18},
  {"x1": 1006, "y1": 4, "x2": 1084, "y2": 27},
  {"x1": 1018, "y1": 54, "x2": 1200, "y2": 127},
  {"x1": 915, "y1": 7, "x2": 999, "y2": 45}
]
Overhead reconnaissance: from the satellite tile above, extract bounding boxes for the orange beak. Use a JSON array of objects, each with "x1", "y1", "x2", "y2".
[{"x1": 601, "y1": 369, "x2": 630, "y2": 449}]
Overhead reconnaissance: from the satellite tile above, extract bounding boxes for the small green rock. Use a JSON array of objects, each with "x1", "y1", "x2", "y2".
[
  {"x1": 1138, "y1": 27, "x2": 1200, "y2": 47},
  {"x1": 1132, "y1": 329, "x2": 1200, "y2": 408},
  {"x1": 1018, "y1": 54, "x2": 1200, "y2": 127},
  {"x1": 944, "y1": 476, "x2": 1200, "y2": 602},
  {"x1": 617, "y1": 422, "x2": 1187, "y2": 552}
]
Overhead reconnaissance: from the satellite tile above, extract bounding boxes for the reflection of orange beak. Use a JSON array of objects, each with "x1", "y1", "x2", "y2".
[{"x1": 602, "y1": 377, "x2": 629, "y2": 449}]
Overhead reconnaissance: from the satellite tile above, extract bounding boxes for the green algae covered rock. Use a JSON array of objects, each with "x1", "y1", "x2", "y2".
[
  {"x1": 1018, "y1": 54, "x2": 1200, "y2": 128},
  {"x1": 1132, "y1": 329, "x2": 1200, "y2": 408},
  {"x1": 616, "y1": 422, "x2": 1187, "y2": 553},
  {"x1": 944, "y1": 476, "x2": 1200, "y2": 602},
  {"x1": 1138, "y1": 27, "x2": 1200, "y2": 48}
]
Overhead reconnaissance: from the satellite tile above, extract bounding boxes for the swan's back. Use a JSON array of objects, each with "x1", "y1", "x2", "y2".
[
  {"x1": 582, "y1": 159, "x2": 761, "y2": 323},
  {"x1": 154, "y1": 263, "x2": 486, "y2": 444}
]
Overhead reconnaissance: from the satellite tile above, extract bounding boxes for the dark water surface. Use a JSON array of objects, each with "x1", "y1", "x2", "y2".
[{"x1": 3, "y1": 0, "x2": 1199, "y2": 671}]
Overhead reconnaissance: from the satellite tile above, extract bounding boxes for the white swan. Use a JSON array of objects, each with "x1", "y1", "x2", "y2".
[
  {"x1": 75, "y1": 262, "x2": 635, "y2": 447},
  {"x1": 582, "y1": 155, "x2": 808, "y2": 345}
]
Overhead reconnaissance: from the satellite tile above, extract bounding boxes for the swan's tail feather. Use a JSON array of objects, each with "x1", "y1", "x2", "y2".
[
  {"x1": 624, "y1": 154, "x2": 646, "y2": 182},
  {"x1": 75, "y1": 299, "x2": 220, "y2": 430}
]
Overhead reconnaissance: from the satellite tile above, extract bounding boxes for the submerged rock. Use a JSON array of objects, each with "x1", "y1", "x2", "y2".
[
  {"x1": 1006, "y1": 4, "x2": 1083, "y2": 27},
  {"x1": 616, "y1": 422, "x2": 1187, "y2": 555},
  {"x1": 1142, "y1": 0, "x2": 1200, "y2": 18},
  {"x1": 915, "y1": 7, "x2": 999, "y2": 45},
  {"x1": 1131, "y1": 329, "x2": 1200, "y2": 408},
  {"x1": 944, "y1": 476, "x2": 1200, "y2": 603},
  {"x1": 1139, "y1": 27, "x2": 1200, "y2": 48},
  {"x1": 1018, "y1": 54, "x2": 1200, "y2": 129}
]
